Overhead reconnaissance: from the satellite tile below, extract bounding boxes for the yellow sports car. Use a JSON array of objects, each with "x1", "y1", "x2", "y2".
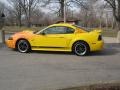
[{"x1": 6, "y1": 23, "x2": 104, "y2": 56}]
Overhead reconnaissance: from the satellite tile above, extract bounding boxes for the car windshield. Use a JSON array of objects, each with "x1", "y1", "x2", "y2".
[{"x1": 33, "y1": 26, "x2": 47, "y2": 34}]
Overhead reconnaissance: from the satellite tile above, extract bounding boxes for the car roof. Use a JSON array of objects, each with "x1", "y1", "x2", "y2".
[{"x1": 48, "y1": 23, "x2": 76, "y2": 29}]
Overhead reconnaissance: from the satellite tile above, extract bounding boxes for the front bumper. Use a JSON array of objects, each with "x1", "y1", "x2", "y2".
[{"x1": 6, "y1": 40, "x2": 15, "y2": 49}]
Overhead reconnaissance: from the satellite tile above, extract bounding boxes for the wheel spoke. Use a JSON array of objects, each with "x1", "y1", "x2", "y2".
[
  {"x1": 75, "y1": 43, "x2": 87, "y2": 55},
  {"x1": 18, "y1": 40, "x2": 29, "y2": 53}
]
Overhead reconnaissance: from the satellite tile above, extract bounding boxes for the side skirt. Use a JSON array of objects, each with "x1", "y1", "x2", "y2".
[{"x1": 31, "y1": 46, "x2": 71, "y2": 52}]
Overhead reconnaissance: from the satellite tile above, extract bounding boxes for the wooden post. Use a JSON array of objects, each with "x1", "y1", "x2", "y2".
[
  {"x1": 0, "y1": 13, "x2": 5, "y2": 43},
  {"x1": 117, "y1": 31, "x2": 120, "y2": 43},
  {"x1": 0, "y1": 30, "x2": 5, "y2": 43}
]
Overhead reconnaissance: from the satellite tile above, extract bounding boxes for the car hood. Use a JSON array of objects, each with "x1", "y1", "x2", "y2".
[
  {"x1": 11, "y1": 30, "x2": 34, "y2": 39},
  {"x1": 16, "y1": 30, "x2": 34, "y2": 34}
]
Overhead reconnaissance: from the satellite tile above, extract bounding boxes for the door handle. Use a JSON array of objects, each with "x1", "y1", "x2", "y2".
[{"x1": 59, "y1": 37, "x2": 64, "y2": 38}]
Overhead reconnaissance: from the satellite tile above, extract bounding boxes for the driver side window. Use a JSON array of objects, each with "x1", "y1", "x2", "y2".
[
  {"x1": 43, "y1": 27, "x2": 59, "y2": 34},
  {"x1": 42, "y1": 26, "x2": 74, "y2": 34}
]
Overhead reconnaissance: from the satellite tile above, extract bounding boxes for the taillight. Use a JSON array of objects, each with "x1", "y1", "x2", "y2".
[{"x1": 98, "y1": 35, "x2": 102, "y2": 41}]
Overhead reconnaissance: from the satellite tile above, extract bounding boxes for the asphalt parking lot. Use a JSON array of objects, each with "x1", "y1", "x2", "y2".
[{"x1": 0, "y1": 37, "x2": 120, "y2": 90}]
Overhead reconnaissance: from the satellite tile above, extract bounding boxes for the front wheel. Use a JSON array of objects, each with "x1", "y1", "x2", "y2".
[
  {"x1": 16, "y1": 40, "x2": 31, "y2": 53},
  {"x1": 72, "y1": 41, "x2": 90, "y2": 56}
]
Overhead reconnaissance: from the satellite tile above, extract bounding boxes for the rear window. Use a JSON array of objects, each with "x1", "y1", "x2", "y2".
[{"x1": 72, "y1": 25, "x2": 89, "y2": 32}]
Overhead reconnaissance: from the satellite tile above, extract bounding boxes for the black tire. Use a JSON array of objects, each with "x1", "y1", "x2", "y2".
[
  {"x1": 16, "y1": 39, "x2": 31, "y2": 53},
  {"x1": 72, "y1": 41, "x2": 90, "y2": 56}
]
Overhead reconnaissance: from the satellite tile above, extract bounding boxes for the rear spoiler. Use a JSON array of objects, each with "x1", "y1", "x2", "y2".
[{"x1": 90, "y1": 29, "x2": 102, "y2": 34}]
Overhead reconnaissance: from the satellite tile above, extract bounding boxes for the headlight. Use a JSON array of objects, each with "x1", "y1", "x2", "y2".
[{"x1": 8, "y1": 37, "x2": 13, "y2": 40}]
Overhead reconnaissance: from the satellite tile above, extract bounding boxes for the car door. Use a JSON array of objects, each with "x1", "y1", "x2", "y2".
[{"x1": 32, "y1": 26, "x2": 75, "y2": 48}]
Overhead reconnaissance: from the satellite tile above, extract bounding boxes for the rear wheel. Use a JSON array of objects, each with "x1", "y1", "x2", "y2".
[
  {"x1": 16, "y1": 39, "x2": 31, "y2": 53},
  {"x1": 72, "y1": 41, "x2": 90, "y2": 56}
]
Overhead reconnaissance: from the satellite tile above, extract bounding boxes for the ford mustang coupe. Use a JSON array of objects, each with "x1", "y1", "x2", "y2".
[{"x1": 6, "y1": 23, "x2": 104, "y2": 56}]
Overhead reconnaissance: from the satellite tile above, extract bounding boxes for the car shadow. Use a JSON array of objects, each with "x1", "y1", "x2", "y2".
[
  {"x1": 88, "y1": 43, "x2": 120, "y2": 56},
  {"x1": 105, "y1": 43, "x2": 120, "y2": 48},
  {"x1": 31, "y1": 50, "x2": 73, "y2": 55},
  {"x1": 30, "y1": 43, "x2": 120, "y2": 56},
  {"x1": 4, "y1": 43, "x2": 120, "y2": 56}
]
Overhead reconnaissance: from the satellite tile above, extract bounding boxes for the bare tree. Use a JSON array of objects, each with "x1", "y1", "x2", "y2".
[
  {"x1": 104, "y1": 0, "x2": 120, "y2": 30},
  {"x1": 70, "y1": 0, "x2": 89, "y2": 10},
  {"x1": 31, "y1": 8, "x2": 45, "y2": 26},
  {"x1": 42, "y1": 0, "x2": 88, "y2": 20},
  {"x1": 7, "y1": 0, "x2": 22, "y2": 27},
  {"x1": 5, "y1": 7, "x2": 17, "y2": 26},
  {"x1": 43, "y1": 0, "x2": 65, "y2": 18},
  {"x1": 0, "y1": 1, "x2": 5, "y2": 43},
  {"x1": 6, "y1": 0, "x2": 44, "y2": 27},
  {"x1": 19, "y1": 0, "x2": 41, "y2": 27},
  {"x1": 74, "y1": 0, "x2": 99, "y2": 27},
  {"x1": 0, "y1": 1, "x2": 5, "y2": 29}
]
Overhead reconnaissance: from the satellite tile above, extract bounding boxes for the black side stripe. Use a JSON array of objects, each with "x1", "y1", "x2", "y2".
[{"x1": 32, "y1": 46, "x2": 66, "y2": 48}]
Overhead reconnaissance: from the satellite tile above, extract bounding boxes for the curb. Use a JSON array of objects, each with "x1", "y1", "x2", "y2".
[{"x1": 0, "y1": 43, "x2": 5, "y2": 48}]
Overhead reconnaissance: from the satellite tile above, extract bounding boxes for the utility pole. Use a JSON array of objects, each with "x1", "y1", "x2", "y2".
[
  {"x1": 64, "y1": 0, "x2": 66, "y2": 23},
  {"x1": 106, "y1": 12, "x2": 108, "y2": 30}
]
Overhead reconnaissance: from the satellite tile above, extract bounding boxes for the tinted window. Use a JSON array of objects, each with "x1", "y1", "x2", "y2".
[
  {"x1": 66, "y1": 27, "x2": 74, "y2": 33},
  {"x1": 43, "y1": 26, "x2": 74, "y2": 34}
]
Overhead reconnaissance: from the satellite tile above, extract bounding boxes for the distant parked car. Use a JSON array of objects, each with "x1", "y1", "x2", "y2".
[{"x1": 6, "y1": 23, "x2": 104, "y2": 56}]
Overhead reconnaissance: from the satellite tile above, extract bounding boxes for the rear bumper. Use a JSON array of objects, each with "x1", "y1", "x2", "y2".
[
  {"x1": 90, "y1": 40, "x2": 104, "y2": 51},
  {"x1": 6, "y1": 40, "x2": 15, "y2": 49}
]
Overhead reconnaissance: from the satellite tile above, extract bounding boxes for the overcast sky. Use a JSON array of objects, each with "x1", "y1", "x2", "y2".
[
  {"x1": 0, "y1": 0, "x2": 8, "y2": 4},
  {"x1": 0, "y1": 0, "x2": 105, "y2": 15},
  {"x1": 0, "y1": 0, "x2": 52, "y2": 13}
]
